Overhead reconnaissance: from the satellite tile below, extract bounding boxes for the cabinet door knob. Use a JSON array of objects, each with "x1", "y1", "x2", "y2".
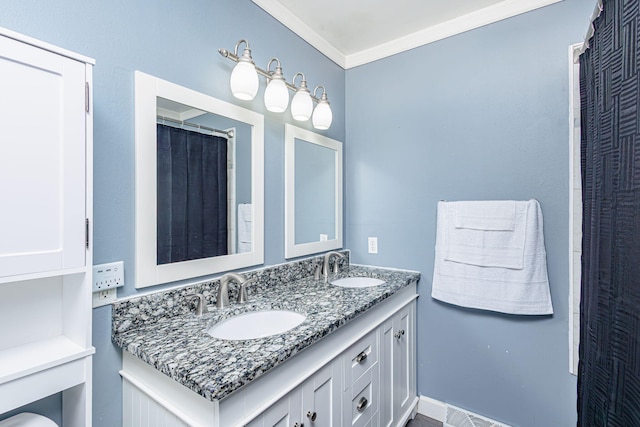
[
  {"x1": 307, "y1": 411, "x2": 317, "y2": 422},
  {"x1": 357, "y1": 396, "x2": 368, "y2": 412},
  {"x1": 394, "y1": 329, "x2": 405, "y2": 339},
  {"x1": 355, "y1": 351, "x2": 368, "y2": 363}
]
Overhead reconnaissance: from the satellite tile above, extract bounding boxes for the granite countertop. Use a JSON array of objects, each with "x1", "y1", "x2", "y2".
[{"x1": 112, "y1": 265, "x2": 420, "y2": 401}]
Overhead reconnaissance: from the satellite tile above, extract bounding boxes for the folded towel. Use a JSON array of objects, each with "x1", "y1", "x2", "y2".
[
  {"x1": 454, "y1": 200, "x2": 516, "y2": 230},
  {"x1": 444, "y1": 201, "x2": 527, "y2": 269},
  {"x1": 432, "y1": 199, "x2": 553, "y2": 315}
]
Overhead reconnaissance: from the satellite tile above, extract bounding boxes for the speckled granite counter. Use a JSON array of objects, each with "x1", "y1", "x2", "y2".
[{"x1": 112, "y1": 256, "x2": 419, "y2": 402}]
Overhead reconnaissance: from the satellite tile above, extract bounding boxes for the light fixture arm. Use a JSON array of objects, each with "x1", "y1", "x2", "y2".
[
  {"x1": 266, "y1": 58, "x2": 285, "y2": 81},
  {"x1": 313, "y1": 85, "x2": 330, "y2": 103}
]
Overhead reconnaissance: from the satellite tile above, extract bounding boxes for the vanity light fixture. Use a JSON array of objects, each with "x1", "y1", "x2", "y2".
[
  {"x1": 290, "y1": 73, "x2": 313, "y2": 121},
  {"x1": 264, "y1": 58, "x2": 289, "y2": 113},
  {"x1": 228, "y1": 39, "x2": 259, "y2": 101},
  {"x1": 312, "y1": 85, "x2": 332, "y2": 130},
  {"x1": 219, "y1": 39, "x2": 333, "y2": 129}
]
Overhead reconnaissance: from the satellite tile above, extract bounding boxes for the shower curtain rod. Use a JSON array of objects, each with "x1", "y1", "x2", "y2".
[
  {"x1": 577, "y1": 0, "x2": 604, "y2": 57},
  {"x1": 157, "y1": 115, "x2": 234, "y2": 138}
]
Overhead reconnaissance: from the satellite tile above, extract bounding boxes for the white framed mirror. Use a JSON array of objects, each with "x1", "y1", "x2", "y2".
[
  {"x1": 285, "y1": 124, "x2": 343, "y2": 258},
  {"x1": 134, "y1": 71, "x2": 264, "y2": 288}
]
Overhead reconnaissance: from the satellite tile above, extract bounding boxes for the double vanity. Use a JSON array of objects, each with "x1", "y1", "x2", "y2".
[
  {"x1": 113, "y1": 252, "x2": 419, "y2": 427},
  {"x1": 117, "y1": 71, "x2": 418, "y2": 426}
]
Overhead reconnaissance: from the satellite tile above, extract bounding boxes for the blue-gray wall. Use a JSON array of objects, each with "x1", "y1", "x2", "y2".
[
  {"x1": 345, "y1": 1, "x2": 592, "y2": 426},
  {"x1": 0, "y1": 2, "x2": 344, "y2": 426}
]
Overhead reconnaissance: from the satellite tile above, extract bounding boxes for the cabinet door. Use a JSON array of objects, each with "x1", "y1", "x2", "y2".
[
  {"x1": 247, "y1": 388, "x2": 303, "y2": 427},
  {"x1": 379, "y1": 301, "x2": 416, "y2": 427},
  {"x1": 393, "y1": 304, "x2": 414, "y2": 418},
  {"x1": 378, "y1": 317, "x2": 394, "y2": 427},
  {"x1": 301, "y1": 360, "x2": 342, "y2": 427},
  {"x1": 0, "y1": 34, "x2": 86, "y2": 278}
]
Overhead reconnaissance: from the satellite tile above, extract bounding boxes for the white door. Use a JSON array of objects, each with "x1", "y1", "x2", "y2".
[
  {"x1": 379, "y1": 317, "x2": 394, "y2": 427},
  {"x1": 247, "y1": 388, "x2": 303, "y2": 427},
  {"x1": 302, "y1": 361, "x2": 341, "y2": 427},
  {"x1": 394, "y1": 305, "x2": 412, "y2": 417},
  {"x1": 0, "y1": 34, "x2": 86, "y2": 278}
]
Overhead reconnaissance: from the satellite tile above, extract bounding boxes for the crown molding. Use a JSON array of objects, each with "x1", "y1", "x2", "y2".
[
  {"x1": 251, "y1": 0, "x2": 347, "y2": 68},
  {"x1": 252, "y1": 0, "x2": 563, "y2": 69}
]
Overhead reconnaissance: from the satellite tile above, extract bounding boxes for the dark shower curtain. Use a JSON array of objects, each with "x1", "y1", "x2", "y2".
[
  {"x1": 578, "y1": 0, "x2": 640, "y2": 425},
  {"x1": 156, "y1": 124, "x2": 228, "y2": 264}
]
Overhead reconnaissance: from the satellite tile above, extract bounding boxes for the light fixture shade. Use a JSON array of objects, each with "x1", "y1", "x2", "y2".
[
  {"x1": 264, "y1": 78, "x2": 289, "y2": 112},
  {"x1": 291, "y1": 90, "x2": 313, "y2": 121},
  {"x1": 312, "y1": 101, "x2": 332, "y2": 130},
  {"x1": 230, "y1": 61, "x2": 259, "y2": 101}
]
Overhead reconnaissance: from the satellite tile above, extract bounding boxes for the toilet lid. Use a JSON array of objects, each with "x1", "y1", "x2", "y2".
[{"x1": 0, "y1": 413, "x2": 58, "y2": 427}]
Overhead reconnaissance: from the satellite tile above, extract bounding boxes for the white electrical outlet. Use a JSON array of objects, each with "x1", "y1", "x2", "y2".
[
  {"x1": 320, "y1": 234, "x2": 328, "y2": 242},
  {"x1": 368, "y1": 237, "x2": 378, "y2": 254},
  {"x1": 93, "y1": 261, "x2": 125, "y2": 292},
  {"x1": 92, "y1": 288, "x2": 117, "y2": 308}
]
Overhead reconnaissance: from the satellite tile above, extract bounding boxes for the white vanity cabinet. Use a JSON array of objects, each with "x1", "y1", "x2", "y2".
[{"x1": 0, "y1": 27, "x2": 94, "y2": 426}]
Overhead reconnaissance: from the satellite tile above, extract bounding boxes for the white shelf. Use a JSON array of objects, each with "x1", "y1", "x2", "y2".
[
  {"x1": 0, "y1": 337, "x2": 94, "y2": 414},
  {"x1": 0, "y1": 336, "x2": 94, "y2": 384}
]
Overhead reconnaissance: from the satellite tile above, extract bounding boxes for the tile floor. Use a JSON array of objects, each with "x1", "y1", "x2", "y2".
[{"x1": 405, "y1": 414, "x2": 443, "y2": 427}]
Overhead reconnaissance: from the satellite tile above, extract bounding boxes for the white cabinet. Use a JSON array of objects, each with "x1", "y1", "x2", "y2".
[
  {"x1": 0, "y1": 30, "x2": 89, "y2": 280},
  {"x1": 246, "y1": 388, "x2": 302, "y2": 427},
  {"x1": 247, "y1": 360, "x2": 341, "y2": 427},
  {"x1": 0, "y1": 27, "x2": 94, "y2": 426},
  {"x1": 379, "y1": 303, "x2": 416, "y2": 427}
]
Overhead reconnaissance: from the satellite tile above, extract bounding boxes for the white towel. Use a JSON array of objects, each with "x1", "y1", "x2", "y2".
[
  {"x1": 431, "y1": 200, "x2": 553, "y2": 315},
  {"x1": 444, "y1": 201, "x2": 527, "y2": 269},
  {"x1": 454, "y1": 200, "x2": 516, "y2": 230},
  {"x1": 237, "y1": 203, "x2": 252, "y2": 253}
]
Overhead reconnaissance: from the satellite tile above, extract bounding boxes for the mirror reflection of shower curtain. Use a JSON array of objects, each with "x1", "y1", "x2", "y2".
[
  {"x1": 578, "y1": 0, "x2": 640, "y2": 425},
  {"x1": 156, "y1": 124, "x2": 228, "y2": 264}
]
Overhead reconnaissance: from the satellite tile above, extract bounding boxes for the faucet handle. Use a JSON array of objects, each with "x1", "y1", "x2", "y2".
[
  {"x1": 185, "y1": 293, "x2": 208, "y2": 315},
  {"x1": 237, "y1": 278, "x2": 255, "y2": 303},
  {"x1": 330, "y1": 252, "x2": 346, "y2": 275},
  {"x1": 313, "y1": 261, "x2": 323, "y2": 280}
]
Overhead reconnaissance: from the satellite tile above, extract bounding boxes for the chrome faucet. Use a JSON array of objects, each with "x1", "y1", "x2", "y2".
[
  {"x1": 185, "y1": 293, "x2": 208, "y2": 316},
  {"x1": 321, "y1": 251, "x2": 345, "y2": 279},
  {"x1": 216, "y1": 272, "x2": 254, "y2": 308}
]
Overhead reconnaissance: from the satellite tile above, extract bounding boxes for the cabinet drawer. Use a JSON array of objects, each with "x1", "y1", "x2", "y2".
[
  {"x1": 347, "y1": 365, "x2": 378, "y2": 427},
  {"x1": 344, "y1": 329, "x2": 378, "y2": 389}
]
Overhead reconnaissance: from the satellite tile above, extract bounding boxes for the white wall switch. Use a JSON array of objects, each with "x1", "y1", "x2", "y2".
[
  {"x1": 368, "y1": 237, "x2": 378, "y2": 254},
  {"x1": 320, "y1": 234, "x2": 328, "y2": 242},
  {"x1": 93, "y1": 261, "x2": 125, "y2": 292}
]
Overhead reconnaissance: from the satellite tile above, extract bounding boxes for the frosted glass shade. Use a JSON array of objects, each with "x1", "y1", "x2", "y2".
[
  {"x1": 264, "y1": 79, "x2": 289, "y2": 113},
  {"x1": 312, "y1": 101, "x2": 332, "y2": 130},
  {"x1": 291, "y1": 90, "x2": 313, "y2": 121},
  {"x1": 230, "y1": 61, "x2": 259, "y2": 100}
]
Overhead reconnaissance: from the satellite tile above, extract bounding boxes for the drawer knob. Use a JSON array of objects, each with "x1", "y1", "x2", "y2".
[
  {"x1": 307, "y1": 411, "x2": 317, "y2": 422},
  {"x1": 394, "y1": 329, "x2": 405, "y2": 339},
  {"x1": 355, "y1": 351, "x2": 368, "y2": 363},
  {"x1": 357, "y1": 396, "x2": 368, "y2": 412},
  {"x1": 293, "y1": 423, "x2": 304, "y2": 427}
]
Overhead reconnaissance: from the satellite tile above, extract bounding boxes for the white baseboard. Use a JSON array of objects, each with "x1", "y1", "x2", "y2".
[{"x1": 417, "y1": 395, "x2": 446, "y2": 422}]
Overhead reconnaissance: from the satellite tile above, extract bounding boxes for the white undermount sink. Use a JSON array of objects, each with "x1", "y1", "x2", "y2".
[
  {"x1": 330, "y1": 277, "x2": 386, "y2": 288},
  {"x1": 207, "y1": 310, "x2": 306, "y2": 340}
]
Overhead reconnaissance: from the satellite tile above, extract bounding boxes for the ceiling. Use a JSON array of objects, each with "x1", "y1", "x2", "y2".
[{"x1": 251, "y1": 0, "x2": 563, "y2": 69}]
